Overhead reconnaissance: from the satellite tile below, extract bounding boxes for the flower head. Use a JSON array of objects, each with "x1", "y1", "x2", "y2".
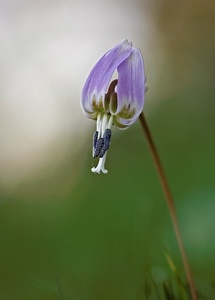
[{"x1": 81, "y1": 39, "x2": 147, "y2": 174}]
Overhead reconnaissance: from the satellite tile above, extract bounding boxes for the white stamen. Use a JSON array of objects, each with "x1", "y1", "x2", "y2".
[
  {"x1": 107, "y1": 115, "x2": 113, "y2": 129},
  {"x1": 96, "y1": 113, "x2": 101, "y2": 131},
  {"x1": 96, "y1": 113, "x2": 102, "y2": 138},
  {"x1": 92, "y1": 112, "x2": 113, "y2": 174},
  {"x1": 101, "y1": 114, "x2": 108, "y2": 135}
]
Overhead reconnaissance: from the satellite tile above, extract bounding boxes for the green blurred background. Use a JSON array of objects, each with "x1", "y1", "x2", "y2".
[{"x1": 1, "y1": 0, "x2": 215, "y2": 299}]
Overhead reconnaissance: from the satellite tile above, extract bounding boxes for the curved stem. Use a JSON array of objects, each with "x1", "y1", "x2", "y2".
[{"x1": 139, "y1": 112, "x2": 198, "y2": 300}]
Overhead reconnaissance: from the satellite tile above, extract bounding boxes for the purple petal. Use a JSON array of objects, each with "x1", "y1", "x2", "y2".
[
  {"x1": 115, "y1": 47, "x2": 145, "y2": 126},
  {"x1": 81, "y1": 40, "x2": 133, "y2": 114}
]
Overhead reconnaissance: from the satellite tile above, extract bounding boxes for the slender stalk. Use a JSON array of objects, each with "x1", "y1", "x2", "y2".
[{"x1": 139, "y1": 112, "x2": 198, "y2": 300}]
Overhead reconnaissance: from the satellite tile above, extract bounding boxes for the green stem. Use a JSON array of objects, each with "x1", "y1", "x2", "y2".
[{"x1": 139, "y1": 112, "x2": 198, "y2": 300}]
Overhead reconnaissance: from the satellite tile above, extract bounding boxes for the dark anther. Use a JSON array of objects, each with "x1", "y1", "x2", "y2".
[
  {"x1": 103, "y1": 129, "x2": 111, "y2": 150},
  {"x1": 99, "y1": 129, "x2": 112, "y2": 158},
  {"x1": 93, "y1": 137, "x2": 104, "y2": 158},
  {"x1": 93, "y1": 131, "x2": 98, "y2": 151},
  {"x1": 98, "y1": 145, "x2": 106, "y2": 158}
]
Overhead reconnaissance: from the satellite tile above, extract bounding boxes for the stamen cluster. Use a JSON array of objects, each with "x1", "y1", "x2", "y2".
[{"x1": 91, "y1": 113, "x2": 113, "y2": 174}]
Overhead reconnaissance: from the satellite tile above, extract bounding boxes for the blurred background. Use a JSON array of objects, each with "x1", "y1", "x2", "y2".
[{"x1": 1, "y1": 0, "x2": 215, "y2": 299}]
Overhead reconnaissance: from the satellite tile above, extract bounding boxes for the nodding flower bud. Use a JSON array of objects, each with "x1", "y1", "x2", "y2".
[{"x1": 81, "y1": 39, "x2": 147, "y2": 174}]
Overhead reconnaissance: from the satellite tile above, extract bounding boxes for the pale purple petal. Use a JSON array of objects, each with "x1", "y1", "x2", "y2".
[
  {"x1": 115, "y1": 48, "x2": 145, "y2": 126},
  {"x1": 81, "y1": 40, "x2": 133, "y2": 114}
]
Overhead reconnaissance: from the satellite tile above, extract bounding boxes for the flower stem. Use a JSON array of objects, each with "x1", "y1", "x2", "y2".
[{"x1": 139, "y1": 112, "x2": 198, "y2": 300}]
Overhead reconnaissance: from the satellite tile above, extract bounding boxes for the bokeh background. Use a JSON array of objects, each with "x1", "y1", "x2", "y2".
[{"x1": 1, "y1": 0, "x2": 215, "y2": 299}]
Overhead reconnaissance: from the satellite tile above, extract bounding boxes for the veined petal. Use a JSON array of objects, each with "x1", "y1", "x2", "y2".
[
  {"x1": 81, "y1": 39, "x2": 133, "y2": 114},
  {"x1": 115, "y1": 48, "x2": 145, "y2": 126},
  {"x1": 82, "y1": 110, "x2": 97, "y2": 120}
]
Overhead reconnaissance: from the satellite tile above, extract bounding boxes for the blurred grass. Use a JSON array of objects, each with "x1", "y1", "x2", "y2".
[
  {"x1": 0, "y1": 74, "x2": 215, "y2": 299},
  {"x1": 1, "y1": 0, "x2": 215, "y2": 297},
  {"x1": 0, "y1": 1, "x2": 215, "y2": 300}
]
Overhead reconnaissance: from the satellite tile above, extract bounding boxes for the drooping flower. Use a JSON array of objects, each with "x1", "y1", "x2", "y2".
[{"x1": 81, "y1": 39, "x2": 147, "y2": 174}]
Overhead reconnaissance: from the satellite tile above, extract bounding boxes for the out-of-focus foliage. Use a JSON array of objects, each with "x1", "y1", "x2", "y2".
[{"x1": 0, "y1": 0, "x2": 215, "y2": 299}]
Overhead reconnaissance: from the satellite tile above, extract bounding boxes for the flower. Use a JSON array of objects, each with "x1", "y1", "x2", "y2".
[{"x1": 81, "y1": 39, "x2": 147, "y2": 174}]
